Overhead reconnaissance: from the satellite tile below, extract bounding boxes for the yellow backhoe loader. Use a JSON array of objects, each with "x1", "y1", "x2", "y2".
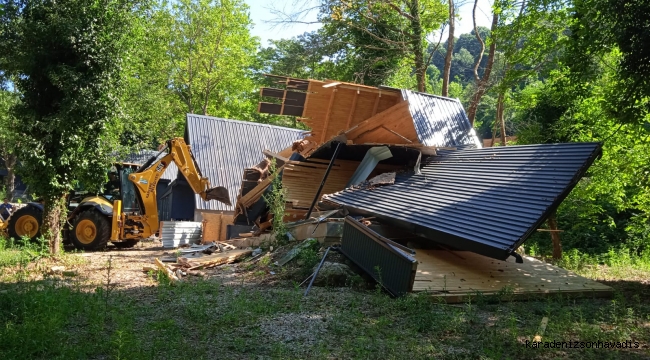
[{"x1": 3, "y1": 138, "x2": 230, "y2": 250}]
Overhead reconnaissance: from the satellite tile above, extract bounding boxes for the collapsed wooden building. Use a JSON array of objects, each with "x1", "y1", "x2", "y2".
[{"x1": 181, "y1": 75, "x2": 612, "y2": 301}]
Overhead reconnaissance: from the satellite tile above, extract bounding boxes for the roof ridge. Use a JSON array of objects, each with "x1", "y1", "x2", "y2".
[
  {"x1": 401, "y1": 89, "x2": 460, "y2": 102},
  {"x1": 186, "y1": 113, "x2": 308, "y2": 133}
]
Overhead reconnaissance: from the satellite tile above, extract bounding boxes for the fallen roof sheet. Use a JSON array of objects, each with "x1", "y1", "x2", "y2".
[
  {"x1": 323, "y1": 143, "x2": 602, "y2": 260},
  {"x1": 402, "y1": 90, "x2": 482, "y2": 148},
  {"x1": 186, "y1": 114, "x2": 307, "y2": 212},
  {"x1": 340, "y1": 217, "x2": 417, "y2": 297}
]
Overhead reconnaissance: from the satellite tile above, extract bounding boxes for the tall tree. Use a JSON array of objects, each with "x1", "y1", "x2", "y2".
[
  {"x1": 168, "y1": 0, "x2": 258, "y2": 118},
  {"x1": 441, "y1": 0, "x2": 454, "y2": 96},
  {"x1": 0, "y1": 0, "x2": 135, "y2": 253},
  {"x1": 466, "y1": 1, "x2": 498, "y2": 126},
  {"x1": 0, "y1": 89, "x2": 19, "y2": 200},
  {"x1": 491, "y1": 0, "x2": 569, "y2": 145},
  {"x1": 120, "y1": 1, "x2": 184, "y2": 149},
  {"x1": 318, "y1": 0, "x2": 447, "y2": 91},
  {"x1": 569, "y1": 0, "x2": 650, "y2": 125}
]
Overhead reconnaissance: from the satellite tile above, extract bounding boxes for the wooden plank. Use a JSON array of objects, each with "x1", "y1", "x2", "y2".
[
  {"x1": 263, "y1": 149, "x2": 289, "y2": 166},
  {"x1": 411, "y1": 250, "x2": 612, "y2": 303},
  {"x1": 185, "y1": 249, "x2": 253, "y2": 270},
  {"x1": 237, "y1": 164, "x2": 286, "y2": 208},
  {"x1": 346, "y1": 90, "x2": 359, "y2": 129},
  {"x1": 279, "y1": 89, "x2": 287, "y2": 115},
  {"x1": 372, "y1": 93, "x2": 381, "y2": 116},
  {"x1": 345, "y1": 101, "x2": 415, "y2": 141},
  {"x1": 320, "y1": 88, "x2": 338, "y2": 143},
  {"x1": 381, "y1": 126, "x2": 412, "y2": 143},
  {"x1": 533, "y1": 317, "x2": 549, "y2": 342},
  {"x1": 154, "y1": 258, "x2": 179, "y2": 283}
]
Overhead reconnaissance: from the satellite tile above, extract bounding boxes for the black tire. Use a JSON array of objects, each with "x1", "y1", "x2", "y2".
[
  {"x1": 112, "y1": 239, "x2": 138, "y2": 249},
  {"x1": 7, "y1": 205, "x2": 43, "y2": 242},
  {"x1": 70, "y1": 209, "x2": 111, "y2": 250}
]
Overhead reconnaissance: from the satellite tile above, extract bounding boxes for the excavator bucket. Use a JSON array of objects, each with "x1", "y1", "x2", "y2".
[{"x1": 205, "y1": 186, "x2": 231, "y2": 206}]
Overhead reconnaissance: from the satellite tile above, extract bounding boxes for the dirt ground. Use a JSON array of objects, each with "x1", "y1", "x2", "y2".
[{"x1": 37, "y1": 238, "x2": 335, "y2": 291}]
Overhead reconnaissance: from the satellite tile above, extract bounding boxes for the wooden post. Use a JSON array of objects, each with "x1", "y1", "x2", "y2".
[
  {"x1": 547, "y1": 211, "x2": 562, "y2": 260},
  {"x1": 320, "y1": 88, "x2": 337, "y2": 143},
  {"x1": 372, "y1": 92, "x2": 381, "y2": 116},
  {"x1": 345, "y1": 90, "x2": 359, "y2": 129}
]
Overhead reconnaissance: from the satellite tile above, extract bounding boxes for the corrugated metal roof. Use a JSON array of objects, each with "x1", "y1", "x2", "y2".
[
  {"x1": 121, "y1": 149, "x2": 178, "y2": 181},
  {"x1": 186, "y1": 114, "x2": 307, "y2": 212},
  {"x1": 402, "y1": 90, "x2": 482, "y2": 148},
  {"x1": 324, "y1": 143, "x2": 602, "y2": 260}
]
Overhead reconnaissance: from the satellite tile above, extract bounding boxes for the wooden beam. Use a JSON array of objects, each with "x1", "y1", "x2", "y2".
[
  {"x1": 263, "y1": 149, "x2": 289, "y2": 166},
  {"x1": 320, "y1": 89, "x2": 337, "y2": 143},
  {"x1": 154, "y1": 258, "x2": 179, "y2": 283},
  {"x1": 279, "y1": 89, "x2": 287, "y2": 115},
  {"x1": 547, "y1": 211, "x2": 562, "y2": 260},
  {"x1": 372, "y1": 92, "x2": 381, "y2": 116},
  {"x1": 326, "y1": 83, "x2": 400, "y2": 97},
  {"x1": 346, "y1": 90, "x2": 359, "y2": 129},
  {"x1": 380, "y1": 126, "x2": 412, "y2": 143},
  {"x1": 322, "y1": 82, "x2": 341, "y2": 88}
]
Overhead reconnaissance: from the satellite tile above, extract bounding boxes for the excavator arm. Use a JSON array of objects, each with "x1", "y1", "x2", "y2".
[{"x1": 122, "y1": 138, "x2": 230, "y2": 239}]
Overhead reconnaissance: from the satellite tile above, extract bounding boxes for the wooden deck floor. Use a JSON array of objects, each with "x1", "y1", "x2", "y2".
[{"x1": 412, "y1": 250, "x2": 612, "y2": 303}]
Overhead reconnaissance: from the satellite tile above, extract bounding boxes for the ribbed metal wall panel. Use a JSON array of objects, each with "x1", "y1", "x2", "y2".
[
  {"x1": 340, "y1": 217, "x2": 417, "y2": 296},
  {"x1": 402, "y1": 90, "x2": 482, "y2": 148},
  {"x1": 186, "y1": 114, "x2": 306, "y2": 211},
  {"x1": 325, "y1": 142, "x2": 602, "y2": 260},
  {"x1": 160, "y1": 221, "x2": 202, "y2": 248}
]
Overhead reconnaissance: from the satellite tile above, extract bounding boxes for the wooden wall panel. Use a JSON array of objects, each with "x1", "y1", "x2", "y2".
[
  {"x1": 201, "y1": 212, "x2": 234, "y2": 242},
  {"x1": 345, "y1": 101, "x2": 419, "y2": 145},
  {"x1": 301, "y1": 80, "x2": 401, "y2": 145},
  {"x1": 282, "y1": 161, "x2": 358, "y2": 208}
]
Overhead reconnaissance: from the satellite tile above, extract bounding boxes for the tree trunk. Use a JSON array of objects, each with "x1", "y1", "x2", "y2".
[
  {"x1": 497, "y1": 91, "x2": 507, "y2": 146},
  {"x1": 43, "y1": 194, "x2": 67, "y2": 254},
  {"x1": 409, "y1": 0, "x2": 426, "y2": 92},
  {"x1": 467, "y1": 9, "x2": 499, "y2": 126},
  {"x1": 4, "y1": 153, "x2": 16, "y2": 201},
  {"x1": 490, "y1": 110, "x2": 499, "y2": 147},
  {"x1": 441, "y1": 0, "x2": 455, "y2": 97},
  {"x1": 547, "y1": 211, "x2": 562, "y2": 260}
]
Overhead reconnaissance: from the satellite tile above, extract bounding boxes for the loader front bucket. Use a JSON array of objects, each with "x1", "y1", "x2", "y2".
[{"x1": 205, "y1": 186, "x2": 231, "y2": 206}]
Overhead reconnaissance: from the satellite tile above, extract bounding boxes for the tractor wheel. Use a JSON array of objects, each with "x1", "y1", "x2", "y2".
[
  {"x1": 8, "y1": 206, "x2": 43, "y2": 242},
  {"x1": 70, "y1": 210, "x2": 111, "y2": 251},
  {"x1": 112, "y1": 239, "x2": 138, "y2": 249}
]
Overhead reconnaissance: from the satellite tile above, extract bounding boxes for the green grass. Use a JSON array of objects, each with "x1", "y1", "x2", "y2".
[
  {"x1": 0, "y1": 276, "x2": 648, "y2": 359},
  {"x1": 1, "y1": 242, "x2": 649, "y2": 359}
]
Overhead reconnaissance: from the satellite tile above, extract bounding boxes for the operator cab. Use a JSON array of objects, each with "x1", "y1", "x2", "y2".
[{"x1": 116, "y1": 163, "x2": 141, "y2": 214}]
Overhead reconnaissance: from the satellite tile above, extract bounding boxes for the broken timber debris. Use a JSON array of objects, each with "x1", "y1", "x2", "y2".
[{"x1": 180, "y1": 249, "x2": 252, "y2": 270}]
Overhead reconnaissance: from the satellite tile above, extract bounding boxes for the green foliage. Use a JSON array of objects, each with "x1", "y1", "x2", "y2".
[
  {"x1": 0, "y1": 0, "x2": 135, "y2": 198},
  {"x1": 262, "y1": 159, "x2": 288, "y2": 243},
  {"x1": 514, "y1": 50, "x2": 650, "y2": 259},
  {"x1": 119, "y1": 0, "x2": 184, "y2": 149},
  {"x1": 0, "y1": 235, "x2": 49, "y2": 269},
  {"x1": 167, "y1": 0, "x2": 258, "y2": 119},
  {"x1": 319, "y1": 0, "x2": 447, "y2": 88},
  {"x1": 0, "y1": 89, "x2": 19, "y2": 199},
  {"x1": 569, "y1": 0, "x2": 650, "y2": 125}
]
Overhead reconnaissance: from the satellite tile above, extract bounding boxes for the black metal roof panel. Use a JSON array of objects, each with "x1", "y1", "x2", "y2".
[
  {"x1": 186, "y1": 114, "x2": 307, "y2": 212},
  {"x1": 402, "y1": 90, "x2": 482, "y2": 148},
  {"x1": 323, "y1": 143, "x2": 602, "y2": 260}
]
